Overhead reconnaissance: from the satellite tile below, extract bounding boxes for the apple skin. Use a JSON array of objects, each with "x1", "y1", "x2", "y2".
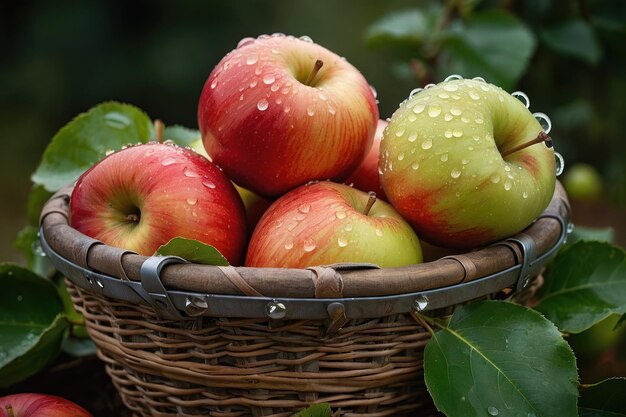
[
  {"x1": 563, "y1": 163, "x2": 603, "y2": 202},
  {"x1": 380, "y1": 79, "x2": 556, "y2": 249},
  {"x1": 69, "y1": 142, "x2": 247, "y2": 265},
  {"x1": 245, "y1": 181, "x2": 422, "y2": 268},
  {"x1": 345, "y1": 119, "x2": 388, "y2": 201},
  {"x1": 198, "y1": 34, "x2": 379, "y2": 197},
  {"x1": 0, "y1": 393, "x2": 92, "y2": 417}
]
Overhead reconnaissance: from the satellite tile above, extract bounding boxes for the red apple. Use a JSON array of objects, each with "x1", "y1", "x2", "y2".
[
  {"x1": 198, "y1": 34, "x2": 379, "y2": 197},
  {"x1": 245, "y1": 181, "x2": 422, "y2": 268},
  {"x1": 70, "y1": 142, "x2": 247, "y2": 265},
  {"x1": 345, "y1": 119, "x2": 388, "y2": 201},
  {"x1": 0, "y1": 393, "x2": 92, "y2": 417}
]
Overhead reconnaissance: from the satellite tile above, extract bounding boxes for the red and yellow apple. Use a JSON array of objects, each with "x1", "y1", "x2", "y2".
[
  {"x1": 245, "y1": 181, "x2": 422, "y2": 268},
  {"x1": 198, "y1": 34, "x2": 379, "y2": 197},
  {"x1": 380, "y1": 78, "x2": 556, "y2": 248},
  {"x1": 69, "y1": 142, "x2": 247, "y2": 265},
  {"x1": 0, "y1": 393, "x2": 92, "y2": 417},
  {"x1": 345, "y1": 119, "x2": 388, "y2": 201}
]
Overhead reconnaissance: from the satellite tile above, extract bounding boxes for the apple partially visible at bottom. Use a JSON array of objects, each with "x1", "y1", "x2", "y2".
[{"x1": 0, "y1": 393, "x2": 92, "y2": 417}]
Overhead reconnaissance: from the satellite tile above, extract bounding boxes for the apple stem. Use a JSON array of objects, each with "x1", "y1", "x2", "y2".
[
  {"x1": 304, "y1": 59, "x2": 324, "y2": 86},
  {"x1": 6, "y1": 405, "x2": 14, "y2": 417},
  {"x1": 154, "y1": 119, "x2": 165, "y2": 143},
  {"x1": 363, "y1": 192, "x2": 377, "y2": 216},
  {"x1": 500, "y1": 131, "x2": 553, "y2": 158}
]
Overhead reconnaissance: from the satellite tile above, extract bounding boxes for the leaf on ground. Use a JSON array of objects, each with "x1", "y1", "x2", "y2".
[
  {"x1": 424, "y1": 300, "x2": 578, "y2": 417},
  {"x1": 535, "y1": 241, "x2": 626, "y2": 334}
]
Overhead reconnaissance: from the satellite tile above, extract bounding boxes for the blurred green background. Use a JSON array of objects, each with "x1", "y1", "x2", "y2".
[{"x1": 2, "y1": 0, "x2": 625, "y2": 262}]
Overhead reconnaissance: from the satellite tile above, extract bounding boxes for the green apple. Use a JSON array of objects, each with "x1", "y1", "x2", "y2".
[
  {"x1": 245, "y1": 181, "x2": 422, "y2": 268},
  {"x1": 380, "y1": 78, "x2": 556, "y2": 248},
  {"x1": 563, "y1": 163, "x2": 603, "y2": 201}
]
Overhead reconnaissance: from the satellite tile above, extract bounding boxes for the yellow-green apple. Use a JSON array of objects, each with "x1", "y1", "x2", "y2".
[
  {"x1": 380, "y1": 78, "x2": 556, "y2": 248},
  {"x1": 189, "y1": 137, "x2": 273, "y2": 231},
  {"x1": 345, "y1": 119, "x2": 388, "y2": 201},
  {"x1": 198, "y1": 34, "x2": 379, "y2": 197},
  {"x1": 563, "y1": 163, "x2": 603, "y2": 201},
  {"x1": 245, "y1": 181, "x2": 422, "y2": 268},
  {"x1": 0, "y1": 393, "x2": 92, "y2": 417},
  {"x1": 69, "y1": 143, "x2": 247, "y2": 265}
]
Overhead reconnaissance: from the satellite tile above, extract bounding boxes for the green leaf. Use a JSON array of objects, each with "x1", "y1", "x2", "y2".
[
  {"x1": 294, "y1": 403, "x2": 332, "y2": 417},
  {"x1": 535, "y1": 241, "x2": 626, "y2": 334},
  {"x1": 440, "y1": 10, "x2": 536, "y2": 90},
  {"x1": 424, "y1": 300, "x2": 578, "y2": 417},
  {"x1": 13, "y1": 226, "x2": 54, "y2": 277},
  {"x1": 365, "y1": 7, "x2": 441, "y2": 51},
  {"x1": 155, "y1": 237, "x2": 229, "y2": 266},
  {"x1": 0, "y1": 264, "x2": 67, "y2": 388},
  {"x1": 564, "y1": 225, "x2": 614, "y2": 250},
  {"x1": 62, "y1": 333, "x2": 97, "y2": 357},
  {"x1": 27, "y1": 185, "x2": 53, "y2": 226},
  {"x1": 31, "y1": 102, "x2": 154, "y2": 192},
  {"x1": 163, "y1": 125, "x2": 201, "y2": 147},
  {"x1": 579, "y1": 378, "x2": 626, "y2": 416},
  {"x1": 541, "y1": 19, "x2": 602, "y2": 65}
]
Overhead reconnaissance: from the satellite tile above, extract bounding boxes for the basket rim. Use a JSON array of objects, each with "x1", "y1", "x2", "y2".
[{"x1": 40, "y1": 182, "x2": 570, "y2": 305}]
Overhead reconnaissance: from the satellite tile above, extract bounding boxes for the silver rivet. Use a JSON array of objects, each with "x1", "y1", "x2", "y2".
[
  {"x1": 185, "y1": 296, "x2": 208, "y2": 317},
  {"x1": 95, "y1": 278, "x2": 104, "y2": 288},
  {"x1": 413, "y1": 295, "x2": 429, "y2": 312},
  {"x1": 266, "y1": 301, "x2": 287, "y2": 319}
]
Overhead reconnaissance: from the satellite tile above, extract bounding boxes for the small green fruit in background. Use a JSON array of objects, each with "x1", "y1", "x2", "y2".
[
  {"x1": 568, "y1": 314, "x2": 624, "y2": 359},
  {"x1": 563, "y1": 163, "x2": 603, "y2": 202}
]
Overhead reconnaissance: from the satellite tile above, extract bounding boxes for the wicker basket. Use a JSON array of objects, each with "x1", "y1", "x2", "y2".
[{"x1": 39, "y1": 183, "x2": 570, "y2": 417}]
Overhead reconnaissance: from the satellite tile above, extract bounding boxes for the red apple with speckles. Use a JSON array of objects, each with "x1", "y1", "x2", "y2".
[
  {"x1": 0, "y1": 393, "x2": 92, "y2": 417},
  {"x1": 380, "y1": 78, "x2": 556, "y2": 248},
  {"x1": 346, "y1": 119, "x2": 388, "y2": 201},
  {"x1": 245, "y1": 181, "x2": 422, "y2": 268},
  {"x1": 198, "y1": 34, "x2": 379, "y2": 197},
  {"x1": 69, "y1": 142, "x2": 247, "y2": 264}
]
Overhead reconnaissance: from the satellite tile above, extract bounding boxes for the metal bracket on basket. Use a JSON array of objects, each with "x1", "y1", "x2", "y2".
[
  {"x1": 139, "y1": 256, "x2": 189, "y2": 320},
  {"x1": 505, "y1": 233, "x2": 539, "y2": 293}
]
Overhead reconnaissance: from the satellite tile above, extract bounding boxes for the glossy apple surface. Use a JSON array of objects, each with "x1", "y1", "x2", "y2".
[
  {"x1": 0, "y1": 393, "x2": 92, "y2": 417},
  {"x1": 70, "y1": 143, "x2": 247, "y2": 264},
  {"x1": 198, "y1": 34, "x2": 378, "y2": 197},
  {"x1": 380, "y1": 78, "x2": 556, "y2": 248},
  {"x1": 245, "y1": 181, "x2": 422, "y2": 268},
  {"x1": 346, "y1": 119, "x2": 388, "y2": 201}
]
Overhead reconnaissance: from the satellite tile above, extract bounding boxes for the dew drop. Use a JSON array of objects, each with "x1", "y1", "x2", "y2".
[
  {"x1": 210, "y1": 79, "x2": 218, "y2": 89},
  {"x1": 161, "y1": 157, "x2": 178, "y2": 166},
  {"x1": 444, "y1": 130, "x2": 453, "y2": 139},
  {"x1": 411, "y1": 161, "x2": 420, "y2": 170},
  {"x1": 412, "y1": 104, "x2": 425, "y2": 114},
  {"x1": 335, "y1": 211, "x2": 347, "y2": 219},
  {"x1": 184, "y1": 167, "x2": 201, "y2": 178},
  {"x1": 303, "y1": 238, "x2": 316, "y2": 252},
  {"x1": 105, "y1": 149, "x2": 115, "y2": 156},
  {"x1": 250, "y1": 80, "x2": 258, "y2": 88},
  {"x1": 440, "y1": 154, "x2": 449, "y2": 162},
  {"x1": 408, "y1": 114, "x2": 417, "y2": 122},
  {"x1": 246, "y1": 54, "x2": 259, "y2": 65},
  {"x1": 444, "y1": 74, "x2": 463, "y2": 82},
  {"x1": 523, "y1": 191, "x2": 529, "y2": 199},
  {"x1": 533, "y1": 112, "x2": 552, "y2": 134},
  {"x1": 504, "y1": 165, "x2": 511, "y2": 172},
  {"x1": 254, "y1": 67, "x2": 262, "y2": 76},
  {"x1": 318, "y1": 91, "x2": 328, "y2": 101},
  {"x1": 428, "y1": 105, "x2": 442, "y2": 118},
  {"x1": 299, "y1": 35, "x2": 313, "y2": 43},
  {"x1": 395, "y1": 126, "x2": 406, "y2": 137},
  {"x1": 438, "y1": 92, "x2": 450, "y2": 99},
  {"x1": 307, "y1": 107, "x2": 315, "y2": 116},
  {"x1": 473, "y1": 135, "x2": 480, "y2": 142},
  {"x1": 555, "y1": 152, "x2": 565, "y2": 176},
  {"x1": 237, "y1": 37, "x2": 255, "y2": 48},
  {"x1": 298, "y1": 203, "x2": 311, "y2": 213},
  {"x1": 409, "y1": 88, "x2": 423, "y2": 99},
  {"x1": 512, "y1": 91, "x2": 530, "y2": 108},
  {"x1": 451, "y1": 169, "x2": 461, "y2": 179},
  {"x1": 187, "y1": 197, "x2": 197, "y2": 205},
  {"x1": 469, "y1": 91, "x2": 481, "y2": 100},
  {"x1": 462, "y1": 159, "x2": 470, "y2": 165},
  {"x1": 398, "y1": 152, "x2": 405, "y2": 161},
  {"x1": 262, "y1": 74, "x2": 276, "y2": 84},
  {"x1": 490, "y1": 175, "x2": 501, "y2": 183},
  {"x1": 443, "y1": 83, "x2": 459, "y2": 92},
  {"x1": 257, "y1": 99, "x2": 269, "y2": 111},
  {"x1": 369, "y1": 85, "x2": 377, "y2": 99},
  {"x1": 480, "y1": 84, "x2": 490, "y2": 92},
  {"x1": 473, "y1": 76, "x2": 486, "y2": 83},
  {"x1": 444, "y1": 113, "x2": 453, "y2": 121},
  {"x1": 453, "y1": 129, "x2": 463, "y2": 138},
  {"x1": 450, "y1": 107, "x2": 462, "y2": 116},
  {"x1": 272, "y1": 85, "x2": 281, "y2": 93},
  {"x1": 202, "y1": 180, "x2": 216, "y2": 189},
  {"x1": 271, "y1": 47, "x2": 280, "y2": 54},
  {"x1": 328, "y1": 107, "x2": 336, "y2": 115},
  {"x1": 337, "y1": 237, "x2": 348, "y2": 247},
  {"x1": 421, "y1": 139, "x2": 433, "y2": 150},
  {"x1": 284, "y1": 239, "x2": 294, "y2": 250},
  {"x1": 407, "y1": 132, "x2": 417, "y2": 142},
  {"x1": 475, "y1": 117, "x2": 484, "y2": 124},
  {"x1": 424, "y1": 83, "x2": 435, "y2": 89},
  {"x1": 487, "y1": 406, "x2": 499, "y2": 416},
  {"x1": 375, "y1": 228, "x2": 383, "y2": 237},
  {"x1": 284, "y1": 106, "x2": 291, "y2": 113},
  {"x1": 504, "y1": 181, "x2": 513, "y2": 191}
]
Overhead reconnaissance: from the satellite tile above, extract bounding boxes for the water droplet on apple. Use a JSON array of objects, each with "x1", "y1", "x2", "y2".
[
  {"x1": 533, "y1": 112, "x2": 552, "y2": 133},
  {"x1": 104, "y1": 112, "x2": 131, "y2": 130},
  {"x1": 161, "y1": 157, "x2": 178, "y2": 166},
  {"x1": 443, "y1": 83, "x2": 459, "y2": 92},
  {"x1": 451, "y1": 169, "x2": 461, "y2": 178},
  {"x1": 411, "y1": 161, "x2": 420, "y2": 170},
  {"x1": 369, "y1": 85, "x2": 377, "y2": 99},
  {"x1": 398, "y1": 152, "x2": 405, "y2": 161},
  {"x1": 378, "y1": 166, "x2": 384, "y2": 175},
  {"x1": 299, "y1": 35, "x2": 313, "y2": 43},
  {"x1": 250, "y1": 80, "x2": 258, "y2": 88},
  {"x1": 438, "y1": 92, "x2": 450, "y2": 99},
  {"x1": 303, "y1": 238, "x2": 316, "y2": 252},
  {"x1": 295, "y1": 212, "x2": 306, "y2": 221},
  {"x1": 412, "y1": 104, "x2": 425, "y2": 114},
  {"x1": 490, "y1": 175, "x2": 501, "y2": 183},
  {"x1": 395, "y1": 126, "x2": 406, "y2": 137},
  {"x1": 427, "y1": 105, "x2": 441, "y2": 118},
  {"x1": 284, "y1": 238, "x2": 294, "y2": 250},
  {"x1": 444, "y1": 113, "x2": 453, "y2": 121},
  {"x1": 105, "y1": 149, "x2": 115, "y2": 156},
  {"x1": 440, "y1": 154, "x2": 449, "y2": 162},
  {"x1": 184, "y1": 167, "x2": 201, "y2": 178},
  {"x1": 444, "y1": 130, "x2": 453, "y2": 139},
  {"x1": 246, "y1": 54, "x2": 259, "y2": 65},
  {"x1": 257, "y1": 99, "x2": 269, "y2": 111},
  {"x1": 306, "y1": 107, "x2": 316, "y2": 117},
  {"x1": 473, "y1": 76, "x2": 486, "y2": 83},
  {"x1": 407, "y1": 132, "x2": 417, "y2": 142},
  {"x1": 271, "y1": 32, "x2": 285, "y2": 37},
  {"x1": 453, "y1": 129, "x2": 463, "y2": 138},
  {"x1": 512, "y1": 91, "x2": 530, "y2": 108},
  {"x1": 187, "y1": 197, "x2": 198, "y2": 205},
  {"x1": 328, "y1": 107, "x2": 336, "y2": 115},
  {"x1": 555, "y1": 152, "x2": 565, "y2": 176},
  {"x1": 298, "y1": 203, "x2": 311, "y2": 214},
  {"x1": 284, "y1": 106, "x2": 291, "y2": 113},
  {"x1": 469, "y1": 91, "x2": 481, "y2": 100},
  {"x1": 281, "y1": 87, "x2": 290, "y2": 95},
  {"x1": 210, "y1": 79, "x2": 218, "y2": 89},
  {"x1": 375, "y1": 228, "x2": 383, "y2": 237},
  {"x1": 504, "y1": 181, "x2": 513, "y2": 190},
  {"x1": 504, "y1": 165, "x2": 511, "y2": 172},
  {"x1": 475, "y1": 117, "x2": 484, "y2": 124},
  {"x1": 318, "y1": 91, "x2": 328, "y2": 101},
  {"x1": 450, "y1": 107, "x2": 462, "y2": 116},
  {"x1": 424, "y1": 83, "x2": 435, "y2": 89},
  {"x1": 408, "y1": 114, "x2": 417, "y2": 122},
  {"x1": 480, "y1": 84, "x2": 490, "y2": 92},
  {"x1": 344, "y1": 223, "x2": 353, "y2": 232},
  {"x1": 263, "y1": 74, "x2": 276, "y2": 85},
  {"x1": 202, "y1": 180, "x2": 216, "y2": 189},
  {"x1": 254, "y1": 67, "x2": 262, "y2": 76},
  {"x1": 337, "y1": 237, "x2": 348, "y2": 247},
  {"x1": 275, "y1": 97, "x2": 282, "y2": 104},
  {"x1": 335, "y1": 211, "x2": 347, "y2": 219},
  {"x1": 237, "y1": 37, "x2": 255, "y2": 48},
  {"x1": 421, "y1": 139, "x2": 433, "y2": 150},
  {"x1": 462, "y1": 159, "x2": 470, "y2": 165},
  {"x1": 409, "y1": 88, "x2": 423, "y2": 99},
  {"x1": 444, "y1": 74, "x2": 463, "y2": 82},
  {"x1": 523, "y1": 191, "x2": 529, "y2": 199}
]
